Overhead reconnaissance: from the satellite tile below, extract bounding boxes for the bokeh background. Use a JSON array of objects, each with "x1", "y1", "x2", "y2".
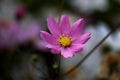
[{"x1": 0, "y1": 0, "x2": 120, "y2": 80}]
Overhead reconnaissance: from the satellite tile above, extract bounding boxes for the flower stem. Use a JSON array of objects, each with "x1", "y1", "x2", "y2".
[
  {"x1": 63, "y1": 24, "x2": 120, "y2": 76},
  {"x1": 58, "y1": 54, "x2": 61, "y2": 80}
]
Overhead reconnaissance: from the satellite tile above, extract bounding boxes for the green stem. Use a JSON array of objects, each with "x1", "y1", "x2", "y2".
[
  {"x1": 63, "y1": 24, "x2": 120, "y2": 76},
  {"x1": 58, "y1": 55, "x2": 61, "y2": 80}
]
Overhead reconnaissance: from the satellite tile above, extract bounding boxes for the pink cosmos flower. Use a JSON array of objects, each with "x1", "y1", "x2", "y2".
[
  {"x1": 0, "y1": 19, "x2": 43, "y2": 50},
  {"x1": 40, "y1": 14, "x2": 91, "y2": 58}
]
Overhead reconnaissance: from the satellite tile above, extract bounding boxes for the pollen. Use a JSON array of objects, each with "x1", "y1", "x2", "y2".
[{"x1": 59, "y1": 35, "x2": 71, "y2": 48}]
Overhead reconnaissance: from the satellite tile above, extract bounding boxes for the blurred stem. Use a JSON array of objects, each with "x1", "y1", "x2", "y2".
[
  {"x1": 52, "y1": 55, "x2": 61, "y2": 80},
  {"x1": 63, "y1": 24, "x2": 120, "y2": 76},
  {"x1": 58, "y1": 55, "x2": 61, "y2": 80}
]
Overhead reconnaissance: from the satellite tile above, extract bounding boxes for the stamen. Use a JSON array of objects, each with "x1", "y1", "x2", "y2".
[{"x1": 59, "y1": 35, "x2": 71, "y2": 48}]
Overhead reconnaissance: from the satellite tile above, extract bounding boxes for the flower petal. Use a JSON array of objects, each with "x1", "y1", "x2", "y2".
[
  {"x1": 35, "y1": 40, "x2": 48, "y2": 51},
  {"x1": 79, "y1": 32, "x2": 91, "y2": 44},
  {"x1": 70, "y1": 19, "x2": 84, "y2": 37},
  {"x1": 51, "y1": 49, "x2": 60, "y2": 54},
  {"x1": 46, "y1": 44, "x2": 59, "y2": 48},
  {"x1": 40, "y1": 31, "x2": 57, "y2": 44},
  {"x1": 71, "y1": 44, "x2": 84, "y2": 53},
  {"x1": 47, "y1": 44, "x2": 61, "y2": 54},
  {"x1": 47, "y1": 16, "x2": 60, "y2": 36},
  {"x1": 59, "y1": 14, "x2": 70, "y2": 35},
  {"x1": 61, "y1": 48, "x2": 74, "y2": 58},
  {"x1": 73, "y1": 32, "x2": 91, "y2": 44}
]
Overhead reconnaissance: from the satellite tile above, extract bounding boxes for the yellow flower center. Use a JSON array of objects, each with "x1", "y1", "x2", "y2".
[{"x1": 59, "y1": 35, "x2": 71, "y2": 48}]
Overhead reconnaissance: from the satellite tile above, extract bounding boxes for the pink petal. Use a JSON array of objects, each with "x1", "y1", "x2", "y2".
[
  {"x1": 51, "y1": 49, "x2": 60, "y2": 54},
  {"x1": 47, "y1": 16, "x2": 60, "y2": 37},
  {"x1": 73, "y1": 32, "x2": 91, "y2": 44},
  {"x1": 59, "y1": 14, "x2": 71, "y2": 35},
  {"x1": 79, "y1": 32, "x2": 91, "y2": 44},
  {"x1": 35, "y1": 40, "x2": 48, "y2": 51},
  {"x1": 40, "y1": 31, "x2": 57, "y2": 44},
  {"x1": 47, "y1": 44, "x2": 61, "y2": 54},
  {"x1": 46, "y1": 44, "x2": 59, "y2": 48},
  {"x1": 61, "y1": 48, "x2": 74, "y2": 58},
  {"x1": 71, "y1": 44, "x2": 84, "y2": 53},
  {"x1": 70, "y1": 19, "x2": 84, "y2": 37}
]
